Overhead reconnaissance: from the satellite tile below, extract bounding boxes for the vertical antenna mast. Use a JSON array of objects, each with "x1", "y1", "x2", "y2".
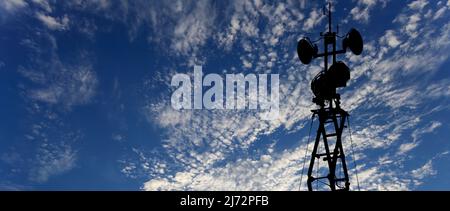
[{"x1": 328, "y1": 2, "x2": 332, "y2": 33}]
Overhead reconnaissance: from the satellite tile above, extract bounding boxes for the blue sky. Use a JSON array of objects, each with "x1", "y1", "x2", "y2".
[{"x1": 0, "y1": 0, "x2": 449, "y2": 190}]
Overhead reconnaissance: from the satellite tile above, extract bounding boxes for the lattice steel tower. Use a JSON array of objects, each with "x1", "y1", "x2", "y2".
[{"x1": 297, "y1": 2, "x2": 363, "y2": 191}]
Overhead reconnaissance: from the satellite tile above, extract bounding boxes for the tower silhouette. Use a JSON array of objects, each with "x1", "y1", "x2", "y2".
[{"x1": 297, "y1": 2, "x2": 363, "y2": 191}]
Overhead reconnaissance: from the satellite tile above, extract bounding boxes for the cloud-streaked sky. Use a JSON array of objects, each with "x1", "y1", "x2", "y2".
[{"x1": 0, "y1": 0, "x2": 449, "y2": 190}]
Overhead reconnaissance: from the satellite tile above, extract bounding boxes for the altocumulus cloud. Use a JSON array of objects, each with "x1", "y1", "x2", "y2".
[{"x1": 0, "y1": 0, "x2": 99, "y2": 184}]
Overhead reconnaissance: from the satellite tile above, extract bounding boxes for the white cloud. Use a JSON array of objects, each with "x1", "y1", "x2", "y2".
[
  {"x1": 30, "y1": 143, "x2": 77, "y2": 183},
  {"x1": 110, "y1": 0, "x2": 218, "y2": 59},
  {"x1": 36, "y1": 13, "x2": 70, "y2": 31},
  {"x1": 411, "y1": 160, "x2": 436, "y2": 180},
  {"x1": 144, "y1": 144, "x2": 306, "y2": 190},
  {"x1": 380, "y1": 30, "x2": 401, "y2": 48},
  {"x1": 112, "y1": 133, "x2": 125, "y2": 142},
  {"x1": 424, "y1": 80, "x2": 450, "y2": 98},
  {"x1": 218, "y1": 1, "x2": 304, "y2": 52},
  {"x1": 433, "y1": 6, "x2": 448, "y2": 20},
  {"x1": 32, "y1": 0, "x2": 52, "y2": 12},
  {"x1": 17, "y1": 30, "x2": 98, "y2": 109},
  {"x1": 408, "y1": 0, "x2": 428, "y2": 10},
  {"x1": 412, "y1": 121, "x2": 442, "y2": 142},
  {"x1": 171, "y1": 1, "x2": 216, "y2": 56},
  {"x1": 0, "y1": 0, "x2": 27, "y2": 12},
  {"x1": 63, "y1": 0, "x2": 114, "y2": 17},
  {"x1": 303, "y1": 9, "x2": 324, "y2": 31},
  {"x1": 24, "y1": 64, "x2": 98, "y2": 109},
  {"x1": 404, "y1": 14, "x2": 421, "y2": 37},
  {"x1": 398, "y1": 142, "x2": 419, "y2": 155},
  {"x1": 24, "y1": 119, "x2": 81, "y2": 183},
  {"x1": 217, "y1": 1, "x2": 261, "y2": 50},
  {"x1": 350, "y1": 0, "x2": 389, "y2": 23},
  {"x1": 242, "y1": 59, "x2": 253, "y2": 69}
]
